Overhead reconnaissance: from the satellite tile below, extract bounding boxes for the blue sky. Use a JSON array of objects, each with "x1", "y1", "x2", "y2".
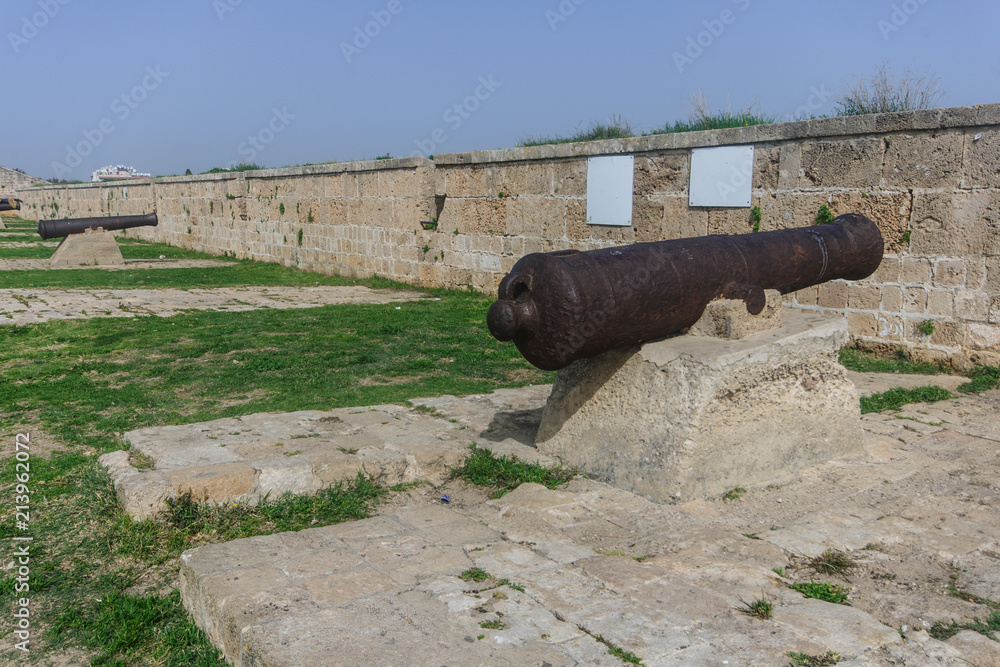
[{"x1": 2, "y1": 0, "x2": 997, "y2": 180}]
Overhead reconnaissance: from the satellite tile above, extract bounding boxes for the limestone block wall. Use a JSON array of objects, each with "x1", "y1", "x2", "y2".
[
  {"x1": 16, "y1": 104, "x2": 1000, "y2": 366},
  {"x1": 0, "y1": 165, "x2": 46, "y2": 194}
]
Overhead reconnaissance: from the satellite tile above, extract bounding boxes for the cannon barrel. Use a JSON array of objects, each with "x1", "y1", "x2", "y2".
[
  {"x1": 0, "y1": 198, "x2": 21, "y2": 211},
  {"x1": 487, "y1": 213, "x2": 884, "y2": 371},
  {"x1": 37, "y1": 212, "x2": 158, "y2": 240}
]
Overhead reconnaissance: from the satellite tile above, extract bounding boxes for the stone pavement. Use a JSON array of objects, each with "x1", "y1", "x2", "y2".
[
  {"x1": 172, "y1": 382, "x2": 1000, "y2": 666},
  {"x1": 0, "y1": 285, "x2": 422, "y2": 326},
  {"x1": 0, "y1": 257, "x2": 230, "y2": 271},
  {"x1": 101, "y1": 385, "x2": 553, "y2": 520}
]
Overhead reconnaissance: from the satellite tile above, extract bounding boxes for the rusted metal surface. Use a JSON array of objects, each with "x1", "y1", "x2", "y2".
[
  {"x1": 0, "y1": 198, "x2": 21, "y2": 211},
  {"x1": 487, "y1": 213, "x2": 884, "y2": 371},
  {"x1": 37, "y1": 212, "x2": 158, "y2": 240}
]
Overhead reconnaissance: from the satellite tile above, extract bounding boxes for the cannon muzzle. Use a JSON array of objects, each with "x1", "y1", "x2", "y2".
[
  {"x1": 488, "y1": 213, "x2": 884, "y2": 371},
  {"x1": 0, "y1": 198, "x2": 21, "y2": 212},
  {"x1": 37, "y1": 212, "x2": 158, "y2": 240}
]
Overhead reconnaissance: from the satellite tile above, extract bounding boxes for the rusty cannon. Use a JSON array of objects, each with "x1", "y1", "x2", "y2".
[
  {"x1": 37, "y1": 212, "x2": 158, "y2": 240},
  {"x1": 0, "y1": 198, "x2": 21, "y2": 211},
  {"x1": 487, "y1": 213, "x2": 883, "y2": 371}
]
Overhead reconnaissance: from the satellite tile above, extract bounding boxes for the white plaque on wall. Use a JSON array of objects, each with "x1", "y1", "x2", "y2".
[
  {"x1": 689, "y1": 145, "x2": 754, "y2": 208},
  {"x1": 586, "y1": 155, "x2": 634, "y2": 226}
]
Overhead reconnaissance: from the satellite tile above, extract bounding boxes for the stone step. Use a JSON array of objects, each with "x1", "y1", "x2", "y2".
[{"x1": 100, "y1": 385, "x2": 553, "y2": 519}]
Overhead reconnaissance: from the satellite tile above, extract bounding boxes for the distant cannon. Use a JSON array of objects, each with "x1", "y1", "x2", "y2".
[
  {"x1": 487, "y1": 214, "x2": 884, "y2": 371},
  {"x1": 37, "y1": 212, "x2": 158, "y2": 240},
  {"x1": 0, "y1": 198, "x2": 21, "y2": 211}
]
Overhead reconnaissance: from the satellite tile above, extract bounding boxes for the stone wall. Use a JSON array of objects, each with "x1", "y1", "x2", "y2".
[
  {"x1": 0, "y1": 165, "x2": 45, "y2": 194},
  {"x1": 16, "y1": 104, "x2": 1000, "y2": 366}
]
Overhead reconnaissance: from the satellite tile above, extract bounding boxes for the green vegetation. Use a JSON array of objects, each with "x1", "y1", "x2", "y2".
[
  {"x1": 958, "y1": 365, "x2": 1000, "y2": 394},
  {"x1": 591, "y1": 634, "x2": 644, "y2": 665},
  {"x1": 0, "y1": 254, "x2": 552, "y2": 661},
  {"x1": 789, "y1": 581, "x2": 850, "y2": 605},
  {"x1": 750, "y1": 205, "x2": 762, "y2": 233},
  {"x1": 815, "y1": 204, "x2": 835, "y2": 225},
  {"x1": 737, "y1": 594, "x2": 773, "y2": 620},
  {"x1": 652, "y1": 108, "x2": 775, "y2": 135},
  {"x1": 860, "y1": 386, "x2": 954, "y2": 414},
  {"x1": 452, "y1": 446, "x2": 574, "y2": 498},
  {"x1": 838, "y1": 347, "x2": 951, "y2": 375},
  {"x1": 808, "y1": 549, "x2": 858, "y2": 579},
  {"x1": 162, "y1": 473, "x2": 383, "y2": 543},
  {"x1": 787, "y1": 652, "x2": 841, "y2": 666},
  {"x1": 479, "y1": 619, "x2": 506, "y2": 630},
  {"x1": 916, "y1": 319, "x2": 935, "y2": 336},
  {"x1": 201, "y1": 163, "x2": 265, "y2": 174},
  {"x1": 722, "y1": 486, "x2": 747, "y2": 502},
  {"x1": 928, "y1": 611, "x2": 1000, "y2": 641},
  {"x1": 836, "y1": 63, "x2": 942, "y2": 116},
  {"x1": 518, "y1": 114, "x2": 634, "y2": 147},
  {"x1": 460, "y1": 568, "x2": 493, "y2": 583}
]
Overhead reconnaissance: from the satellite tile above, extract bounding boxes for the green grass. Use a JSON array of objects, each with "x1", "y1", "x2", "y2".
[
  {"x1": 722, "y1": 486, "x2": 747, "y2": 502},
  {"x1": 518, "y1": 115, "x2": 635, "y2": 147},
  {"x1": 591, "y1": 634, "x2": 644, "y2": 665},
  {"x1": 200, "y1": 163, "x2": 265, "y2": 174},
  {"x1": 460, "y1": 568, "x2": 493, "y2": 583},
  {"x1": 737, "y1": 594, "x2": 773, "y2": 619},
  {"x1": 838, "y1": 347, "x2": 951, "y2": 375},
  {"x1": 161, "y1": 472, "x2": 384, "y2": 544},
  {"x1": 928, "y1": 610, "x2": 1000, "y2": 641},
  {"x1": 860, "y1": 386, "x2": 954, "y2": 414},
  {"x1": 789, "y1": 581, "x2": 850, "y2": 605},
  {"x1": 0, "y1": 265, "x2": 552, "y2": 663},
  {"x1": 808, "y1": 549, "x2": 858, "y2": 579},
  {"x1": 451, "y1": 446, "x2": 574, "y2": 498},
  {"x1": 787, "y1": 651, "x2": 841, "y2": 666},
  {"x1": 49, "y1": 590, "x2": 225, "y2": 666},
  {"x1": 958, "y1": 365, "x2": 1000, "y2": 394},
  {"x1": 650, "y1": 110, "x2": 776, "y2": 135}
]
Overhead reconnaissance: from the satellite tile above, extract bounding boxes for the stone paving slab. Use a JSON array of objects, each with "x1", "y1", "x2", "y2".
[
  {"x1": 0, "y1": 257, "x2": 231, "y2": 271},
  {"x1": 101, "y1": 385, "x2": 554, "y2": 519},
  {"x1": 0, "y1": 284, "x2": 421, "y2": 325},
  {"x1": 176, "y1": 386, "x2": 1000, "y2": 666}
]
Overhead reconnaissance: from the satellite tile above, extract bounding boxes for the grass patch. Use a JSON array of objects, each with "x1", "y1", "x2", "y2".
[
  {"x1": 722, "y1": 486, "x2": 746, "y2": 502},
  {"x1": 591, "y1": 633, "x2": 643, "y2": 665},
  {"x1": 860, "y1": 386, "x2": 954, "y2": 414},
  {"x1": 787, "y1": 651, "x2": 841, "y2": 666},
  {"x1": 451, "y1": 446, "x2": 574, "y2": 498},
  {"x1": 479, "y1": 619, "x2": 506, "y2": 630},
  {"x1": 651, "y1": 109, "x2": 775, "y2": 135},
  {"x1": 808, "y1": 549, "x2": 858, "y2": 579},
  {"x1": 518, "y1": 114, "x2": 635, "y2": 147},
  {"x1": 928, "y1": 610, "x2": 1000, "y2": 641},
  {"x1": 958, "y1": 365, "x2": 1000, "y2": 394},
  {"x1": 162, "y1": 472, "x2": 384, "y2": 544},
  {"x1": 48, "y1": 590, "x2": 225, "y2": 665},
  {"x1": 737, "y1": 594, "x2": 773, "y2": 620},
  {"x1": 789, "y1": 581, "x2": 850, "y2": 605},
  {"x1": 460, "y1": 568, "x2": 492, "y2": 583},
  {"x1": 838, "y1": 347, "x2": 951, "y2": 375}
]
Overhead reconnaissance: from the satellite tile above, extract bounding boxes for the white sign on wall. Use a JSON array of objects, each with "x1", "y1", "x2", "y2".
[
  {"x1": 586, "y1": 155, "x2": 634, "y2": 226},
  {"x1": 689, "y1": 145, "x2": 754, "y2": 208}
]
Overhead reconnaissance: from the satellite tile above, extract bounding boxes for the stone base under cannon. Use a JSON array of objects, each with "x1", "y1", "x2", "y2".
[
  {"x1": 50, "y1": 228, "x2": 125, "y2": 268},
  {"x1": 534, "y1": 309, "x2": 863, "y2": 503}
]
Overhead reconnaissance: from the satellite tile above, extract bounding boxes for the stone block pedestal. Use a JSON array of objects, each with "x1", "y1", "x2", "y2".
[
  {"x1": 49, "y1": 228, "x2": 125, "y2": 268},
  {"x1": 535, "y1": 310, "x2": 863, "y2": 503}
]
